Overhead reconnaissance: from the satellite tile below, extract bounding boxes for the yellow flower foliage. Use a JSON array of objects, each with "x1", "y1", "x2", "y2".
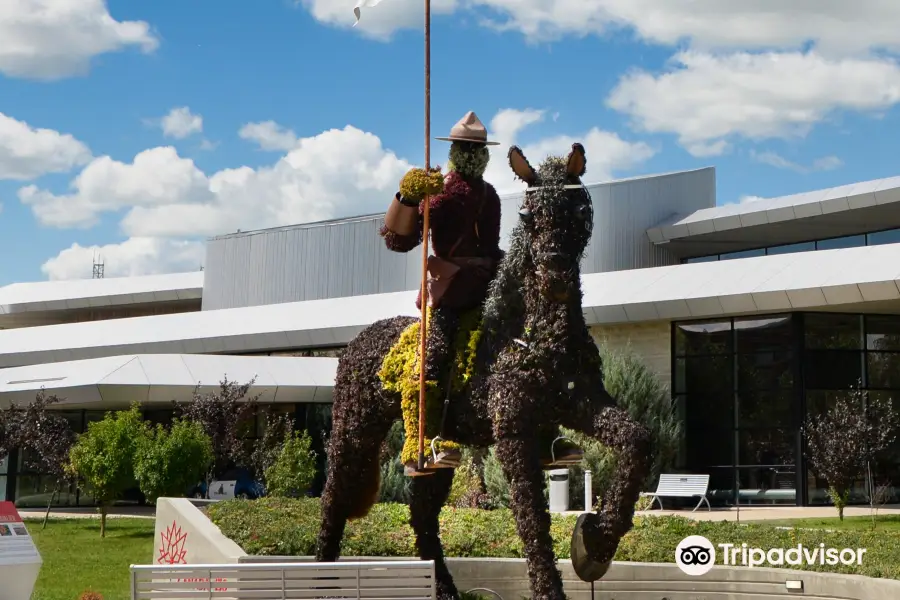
[
  {"x1": 379, "y1": 307, "x2": 483, "y2": 465},
  {"x1": 399, "y1": 167, "x2": 444, "y2": 201}
]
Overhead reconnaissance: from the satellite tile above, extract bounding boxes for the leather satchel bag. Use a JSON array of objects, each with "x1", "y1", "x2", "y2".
[{"x1": 425, "y1": 188, "x2": 486, "y2": 308}]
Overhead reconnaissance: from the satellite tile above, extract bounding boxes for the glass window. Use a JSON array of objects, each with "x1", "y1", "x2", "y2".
[
  {"x1": 734, "y1": 315, "x2": 793, "y2": 353},
  {"x1": 738, "y1": 391, "x2": 794, "y2": 428},
  {"x1": 867, "y1": 228, "x2": 900, "y2": 246},
  {"x1": 738, "y1": 428, "x2": 796, "y2": 467},
  {"x1": 737, "y1": 352, "x2": 793, "y2": 390},
  {"x1": 815, "y1": 235, "x2": 866, "y2": 251},
  {"x1": 685, "y1": 425, "x2": 734, "y2": 468},
  {"x1": 674, "y1": 320, "x2": 732, "y2": 356},
  {"x1": 675, "y1": 356, "x2": 733, "y2": 394},
  {"x1": 766, "y1": 241, "x2": 815, "y2": 256},
  {"x1": 866, "y1": 315, "x2": 900, "y2": 351},
  {"x1": 803, "y1": 350, "x2": 862, "y2": 389},
  {"x1": 804, "y1": 313, "x2": 861, "y2": 350},
  {"x1": 685, "y1": 255, "x2": 719, "y2": 264},
  {"x1": 721, "y1": 248, "x2": 765, "y2": 260},
  {"x1": 867, "y1": 352, "x2": 900, "y2": 389}
]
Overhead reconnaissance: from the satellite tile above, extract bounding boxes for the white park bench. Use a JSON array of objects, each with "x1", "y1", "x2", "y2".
[
  {"x1": 130, "y1": 560, "x2": 436, "y2": 600},
  {"x1": 640, "y1": 473, "x2": 712, "y2": 512}
]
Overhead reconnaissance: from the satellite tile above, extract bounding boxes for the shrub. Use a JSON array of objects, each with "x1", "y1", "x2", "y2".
[
  {"x1": 68, "y1": 405, "x2": 147, "y2": 537},
  {"x1": 804, "y1": 381, "x2": 898, "y2": 520},
  {"x1": 264, "y1": 431, "x2": 317, "y2": 498},
  {"x1": 135, "y1": 419, "x2": 214, "y2": 503},
  {"x1": 207, "y1": 497, "x2": 900, "y2": 580},
  {"x1": 448, "y1": 452, "x2": 490, "y2": 508},
  {"x1": 481, "y1": 448, "x2": 511, "y2": 508}
]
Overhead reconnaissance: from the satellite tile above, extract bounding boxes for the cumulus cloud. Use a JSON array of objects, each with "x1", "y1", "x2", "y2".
[
  {"x1": 483, "y1": 109, "x2": 657, "y2": 194},
  {"x1": 607, "y1": 51, "x2": 900, "y2": 156},
  {"x1": 160, "y1": 107, "x2": 204, "y2": 139},
  {"x1": 302, "y1": 0, "x2": 900, "y2": 53},
  {"x1": 33, "y1": 110, "x2": 654, "y2": 279},
  {"x1": 0, "y1": 0, "x2": 158, "y2": 80},
  {"x1": 0, "y1": 112, "x2": 92, "y2": 180},
  {"x1": 41, "y1": 238, "x2": 205, "y2": 280},
  {"x1": 239, "y1": 121, "x2": 299, "y2": 151}
]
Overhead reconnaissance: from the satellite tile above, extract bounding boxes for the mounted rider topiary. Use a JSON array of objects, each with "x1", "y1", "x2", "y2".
[{"x1": 317, "y1": 142, "x2": 653, "y2": 600}]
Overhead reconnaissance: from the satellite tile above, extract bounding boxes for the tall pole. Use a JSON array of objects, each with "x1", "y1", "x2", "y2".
[{"x1": 417, "y1": 0, "x2": 432, "y2": 472}]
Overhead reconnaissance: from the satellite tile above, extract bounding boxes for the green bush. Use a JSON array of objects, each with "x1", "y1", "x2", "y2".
[
  {"x1": 135, "y1": 419, "x2": 213, "y2": 503},
  {"x1": 208, "y1": 498, "x2": 900, "y2": 580},
  {"x1": 264, "y1": 431, "x2": 317, "y2": 498}
]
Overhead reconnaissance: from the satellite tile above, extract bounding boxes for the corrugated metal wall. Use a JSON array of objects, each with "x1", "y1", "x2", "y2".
[{"x1": 202, "y1": 168, "x2": 715, "y2": 310}]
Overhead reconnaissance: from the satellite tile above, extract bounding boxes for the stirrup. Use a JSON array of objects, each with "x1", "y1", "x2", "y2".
[
  {"x1": 404, "y1": 438, "x2": 461, "y2": 477},
  {"x1": 541, "y1": 436, "x2": 584, "y2": 469}
]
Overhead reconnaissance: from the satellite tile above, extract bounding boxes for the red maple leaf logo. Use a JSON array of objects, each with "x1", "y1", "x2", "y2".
[{"x1": 157, "y1": 521, "x2": 188, "y2": 565}]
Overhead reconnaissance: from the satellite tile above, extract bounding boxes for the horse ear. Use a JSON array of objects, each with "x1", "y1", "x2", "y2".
[
  {"x1": 567, "y1": 143, "x2": 586, "y2": 177},
  {"x1": 508, "y1": 146, "x2": 537, "y2": 184}
]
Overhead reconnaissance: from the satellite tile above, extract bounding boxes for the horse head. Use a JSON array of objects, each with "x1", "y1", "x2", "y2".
[{"x1": 507, "y1": 143, "x2": 593, "y2": 303}]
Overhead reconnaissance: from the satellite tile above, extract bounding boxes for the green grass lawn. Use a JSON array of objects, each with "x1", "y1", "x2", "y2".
[
  {"x1": 763, "y1": 514, "x2": 900, "y2": 531},
  {"x1": 27, "y1": 518, "x2": 155, "y2": 600}
]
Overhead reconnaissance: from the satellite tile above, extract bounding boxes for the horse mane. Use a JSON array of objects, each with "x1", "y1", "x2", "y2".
[{"x1": 480, "y1": 216, "x2": 530, "y2": 355}]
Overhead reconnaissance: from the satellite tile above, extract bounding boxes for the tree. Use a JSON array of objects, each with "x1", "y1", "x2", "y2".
[
  {"x1": 68, "y1": 405, "x2": 147, "y2": 537},
  {"x1": 175, "y1": 377, "x2": 259, "y2": 492},
  {"x1": 134, "y1": 419, "x2": 214, "y2": 503},
  {"x1": 803, "y1": 382, "x2": 898, "y2": 520},
  {"x1": 250, "y1": 411, "x2": 294, "y2": 481},
  {"x1": 0, "y1": 391, "x2": 76, "y2": 529},
  {"x1": 264, "y1": 430, "x2": 317, "y2": 498}
]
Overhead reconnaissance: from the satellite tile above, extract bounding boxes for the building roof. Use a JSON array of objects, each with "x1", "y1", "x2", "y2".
[
  {"x1": 582, "y1": 242, "x2": 900, "y2": 323},
  {"x1": 1, "y1": 243, "x2": 899, "y2": 367},
  {"x1": 0, "y1": 353, "x2": 336, "y2": 409},
  {"x1": 647, "y1": 175, "x2": 900, "y2": 257},
  {"x1": 0, "y1": 271, "x2": 203, "y2": 314}
]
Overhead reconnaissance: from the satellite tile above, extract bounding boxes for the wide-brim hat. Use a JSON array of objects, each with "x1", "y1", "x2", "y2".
[{"x1": 436, "y1": 111, "x2": 499, "y2": 145}]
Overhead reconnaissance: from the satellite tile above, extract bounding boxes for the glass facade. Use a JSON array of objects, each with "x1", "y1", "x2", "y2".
[
  {"x1": 674, "y1": 313, "x2": 900, "y2": 506},
  {"x1": 683, "y1": 228, "x2": 900, "y2": 264}
]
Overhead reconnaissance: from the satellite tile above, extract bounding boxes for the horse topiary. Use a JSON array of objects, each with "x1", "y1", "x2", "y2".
[{"x1": 316, "y1": 143, "x2": 652, "y2": 600}]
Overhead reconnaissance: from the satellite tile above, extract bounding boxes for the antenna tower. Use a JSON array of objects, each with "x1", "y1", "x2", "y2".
[{"x1": 92, "y1": 253, "x2": 105, "y2": 279}]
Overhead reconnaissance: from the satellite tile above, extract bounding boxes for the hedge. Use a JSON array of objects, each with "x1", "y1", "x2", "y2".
[{"x1": 206, "y1": 498, "x2": 900, "y2": 580}]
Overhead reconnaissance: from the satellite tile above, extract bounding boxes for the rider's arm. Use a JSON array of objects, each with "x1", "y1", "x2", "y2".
[
  {"x1": 481, "y1": 183, "x2": 505, "y2": 261},
  {"x1": 380, "y1": 174, "x2": 455, "y2": 253}
]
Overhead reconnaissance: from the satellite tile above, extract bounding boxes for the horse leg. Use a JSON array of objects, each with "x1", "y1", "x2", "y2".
[
  {"x1": 409, "y1": 468, "x2": 459, "y2": 600},
  {"x1": 570, "y1": 402, "x2": 652, "y2": 565},
  {"x1": 495, "y1": 437, "x2": 566, "y2": 600},
  {"x1": 316, "y1": 317, "x2": 411, "y2": 562}
]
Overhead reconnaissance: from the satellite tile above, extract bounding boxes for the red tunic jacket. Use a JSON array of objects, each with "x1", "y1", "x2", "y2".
[{"x1": 380, "y1": 171, "x2": 503, "y2": 310}]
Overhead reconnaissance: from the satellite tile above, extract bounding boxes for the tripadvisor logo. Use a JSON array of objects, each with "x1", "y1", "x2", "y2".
[{"x1": 675, "y1": 535, "x2": 867, "y2": 575}]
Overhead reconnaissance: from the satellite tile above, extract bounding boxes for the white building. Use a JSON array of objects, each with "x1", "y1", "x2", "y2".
[{"x1": 3, "y1": 165, "x2": 900, "y2": 507}]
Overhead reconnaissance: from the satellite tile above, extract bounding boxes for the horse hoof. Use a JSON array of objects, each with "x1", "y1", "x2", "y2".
[{"x1": 570, "y1": 512, "x2": 613, "y2": 582}]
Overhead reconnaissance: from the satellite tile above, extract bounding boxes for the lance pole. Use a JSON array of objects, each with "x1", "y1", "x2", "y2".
[{"x1": 417, "y1": 0, "x2": 432, "y2": 472}]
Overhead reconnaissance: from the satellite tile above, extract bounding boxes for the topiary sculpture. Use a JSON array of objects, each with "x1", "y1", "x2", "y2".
[{"x1": 317, "y1": 143, "x2": 652, "y2": 600}]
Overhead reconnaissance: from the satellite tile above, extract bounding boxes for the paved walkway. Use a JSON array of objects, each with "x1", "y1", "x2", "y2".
[
  {"x1": 563, "y1": 505, "x2": 900, "y2": 521},
  {"x1": 18, "y1": 505, "x2": 156, "y2": 520}
]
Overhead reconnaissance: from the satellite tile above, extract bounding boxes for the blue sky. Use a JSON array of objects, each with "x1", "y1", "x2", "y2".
[{"x1": 1, "y1": 1, "x2": 900, "y2": 283}]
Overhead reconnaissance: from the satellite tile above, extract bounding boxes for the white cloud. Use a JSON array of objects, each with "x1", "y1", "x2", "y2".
[
  {"x1": 41, "y1": 238, "x2": 205, "y2": 280},
  {"x1": 19, "y1": 146, "x2": 213, "y2": 228},
  {"x1": 0, "y1": 112, "x2": 92, "y2": 180},
  {"x1": 483, "y1": 109, "x2": 657, "y2": 193},
  {"x1": 303, "y1": 0, "x2": 900, "y2": 53},
  {"x1": 751, "y1": 150, "x2": 844, "y2": 173},
  {"x1": 160, "y1": 107, "x2": 203, "y2": 139},
  {"x1": 738, "y1": 195, "x2": 765, "y2": 204},
  {"x1": 32, "y1": 110, "x2": 654, "y2": 278},
  {"x1": 301, "y1": 0, "x2": 459, "y2": 40},
  {"x1": 239, "y1": 121, "x2": 299, "y2": 151},
  {"x1": 607, "y1": 51, "x2": 900, "y2": 156},
  {"x1": 0, "y1": 0, "x2": 158, "y2": 80}
]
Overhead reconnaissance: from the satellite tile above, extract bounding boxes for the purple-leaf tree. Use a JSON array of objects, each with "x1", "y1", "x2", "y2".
[
  {"x1": 0, "y1": 391, "x2": 76, "y2": 528},
  {"x1": 175, "y1": 377, "x2": 260, "y2": 493},
  {"x1": 803, "y1": 381, "x2": 898, "y2": 520}
]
